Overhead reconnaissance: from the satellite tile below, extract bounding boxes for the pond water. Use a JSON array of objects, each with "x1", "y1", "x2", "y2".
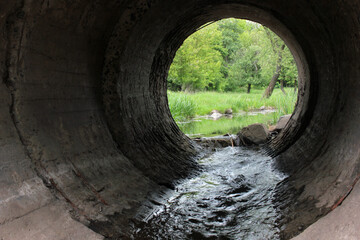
[
  {"x1": 131, "y1": 146, "x2": 286, "y2": 240},
  {"x1": 178, "y1": 110, "x2": 277, "y2": 138}
]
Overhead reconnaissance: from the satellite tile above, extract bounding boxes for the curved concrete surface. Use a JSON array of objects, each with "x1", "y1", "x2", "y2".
[{"x1": 0, "y1": 1, "x2": 359, "y2": 239}]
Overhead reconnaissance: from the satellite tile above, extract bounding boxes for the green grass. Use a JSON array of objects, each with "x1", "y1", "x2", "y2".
[
  {"x1": 168, "y1": 88, "x2": 297, "y2": 117},
  {"x1": 167, "y1": 91, "x2": 197, "y2": 121},
  {"x1": 168, "y1": 88, "x2": 298, "y2": 137},
  {"x1": 178, "y1": 112, "x2": 280, "y2": 137}
]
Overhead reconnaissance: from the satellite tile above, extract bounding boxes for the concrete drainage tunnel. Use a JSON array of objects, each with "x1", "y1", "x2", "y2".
[{"x1": 0, "y1": 0, "x2": 360, "y2": 239}]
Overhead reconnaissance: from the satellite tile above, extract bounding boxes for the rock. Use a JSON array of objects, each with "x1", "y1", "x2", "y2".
[
  {"x1": 226, "y1": 175, "x2": 252, "y2": 194},
  {"x1": 193, "y1": 135, "x2": 238, "y2": 148},
  {"x1": 224, "y1": 108, "x2": 233, "y2": 115},
  {"x1": 237, "y1": 123, "x2": 269, "y2": 145},
  {"x1": 274, "y1": 114, "x2": 292, "y2": 132},
  {"x1": 210, "y1": 110, "x2": 222, "y2": 119},
  {"x1": 210, "y1": 110, "x2": 220, "y2": 114},
  {"x1": 260, "y1": 106, "x2": 266, "y2": 110},
  {"x1": 268, "y1": 125, "x2": 278, "y2": 139},
  {"x1": 268, "y1": 125, "x2": 276, "y2": 132}
]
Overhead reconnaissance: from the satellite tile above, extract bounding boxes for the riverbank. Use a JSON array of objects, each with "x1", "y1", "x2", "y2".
[
  {"x1": 178, "y1": 109, "x2": 278, "y2": 137},
  {"x1": 168, "y1": 88, "x2": 297, "y2": 122},
  {"x1": 168, "y1": 89, "x2": 297, "y2": 137}
]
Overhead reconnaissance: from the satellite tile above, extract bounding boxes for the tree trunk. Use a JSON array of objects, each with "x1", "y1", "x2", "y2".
[
  {"x1": 280, "y1": 79, "x2": 287, "y2": 95},
  {"x1": 263, "y1": 44, "x2": 285, "y2": 98},
  {"x1": 247, "y1": 83, "x2": 251, "y2": 93},
  {"x1": 263, "y1": 64, "x2": 281, "y2": 98}
]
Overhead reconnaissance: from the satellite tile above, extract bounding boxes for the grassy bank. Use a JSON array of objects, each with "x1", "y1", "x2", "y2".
[
  {"x1": 178, "y1": 112, "x2": 281, "y2": 137},
  {"x1": 168, "y1": 88, "x2": 298, "y2": 122}
]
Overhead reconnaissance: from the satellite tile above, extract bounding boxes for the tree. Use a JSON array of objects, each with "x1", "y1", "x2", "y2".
[
  {"x1": 168, "y1": 23, "x2": 225, "y2": 91},
  {"x1": 262, "y1": 27, "x2": 285, "y2": 98},
  {"x1": 216, "y1": 19, "x2": 246, "y2": 90},
  {"x1": 228, "y1": 45, "x2": 262, "y2": 93},
  {"x1": 217, "y1": 19, "x2": 245, "y2": 63},
  {"x1": 167, "y1": 19, "x2": 298, "y2": 94},
  {"x1": 226, "y1": 21, "x2": 265, "y2": 92},
  {"x1": 279, "y1": 47, "x2": 298, "y2": 90}
]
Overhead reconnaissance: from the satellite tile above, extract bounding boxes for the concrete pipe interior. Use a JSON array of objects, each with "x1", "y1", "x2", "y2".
[{"x1": 0, "y1": 1, "x2": 359, "y2": 239}]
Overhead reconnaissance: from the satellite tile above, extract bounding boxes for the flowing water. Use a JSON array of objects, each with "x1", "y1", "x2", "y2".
[{"x1": 132, "y1": 146, "x2": 286, "y2": 240}]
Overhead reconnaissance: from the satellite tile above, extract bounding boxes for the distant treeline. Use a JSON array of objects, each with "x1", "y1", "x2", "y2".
[{"x1": 167, "y1": 18, "x2": 298, "y2": 94}]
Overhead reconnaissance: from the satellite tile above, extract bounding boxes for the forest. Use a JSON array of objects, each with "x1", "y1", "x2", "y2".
[{"x1": 167, "y1": 18, "x2": 298, "y2": 97}]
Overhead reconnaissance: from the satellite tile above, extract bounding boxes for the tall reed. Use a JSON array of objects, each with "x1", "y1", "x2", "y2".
[{"x1": 168, "y1": 91, "x2": 197, "y2": 121}]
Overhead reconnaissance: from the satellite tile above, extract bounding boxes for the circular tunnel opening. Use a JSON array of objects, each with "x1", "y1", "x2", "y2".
[
  {"x1": 126, "y1": 17, "x2": 309, "y2": 239},
  {"x1": 103, "y1": 3, "x2": 312, "y2": 182},
  {"x1": 165, "y1": 18, "x2": 301, "y2": 142},
  {"x1": 102, "y1": 3, "x2": 315, "y2": 238}
]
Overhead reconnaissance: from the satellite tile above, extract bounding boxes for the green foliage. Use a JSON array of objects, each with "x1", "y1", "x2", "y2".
[
  {"x1": 257, "y1": 27, "x2": 298, "y2": 89},
  {"x1": 167, "y1": 18, "x2": 298, "y2": 92},
  {"x1": 167, "y1": 91, "x2": 196, "y2": 121},
  {"x1": 171, "y1": 89, "x2": 298, "y2": 137},
  {"x1": 168, "y1": 88, "x2": 297, "y2": 118},
  {"x1": 217, "y1": 18, "x2": 245, "y2": 63},
  {"x1": 228, "y1": 45, "x2": 262, "y2": 91},
  {"x1": 167, "y1": 19, "x2": 299, "y2": 136},
  {"x1": 279, "y1": 49, "x2": 298, "y2": 87},
  {"x1": 168, "y1": 23, "x2": 225, "y2": 92}
]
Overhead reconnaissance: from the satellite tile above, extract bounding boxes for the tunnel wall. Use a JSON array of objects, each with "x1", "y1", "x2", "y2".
[
  {"x1": 0, "y1": 0, "x2": 359, "y2": 239},
  {"x1": 0, "y1": 1, "x2": 159, "y2": 239}
]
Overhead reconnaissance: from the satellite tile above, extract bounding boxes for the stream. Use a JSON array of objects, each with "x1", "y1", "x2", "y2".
[
  {"x1": 131, "y1": 146, "x2": 286, "y2": 240},
  {"x1": 178, "y1": 109, "x2": 277, "y2": 138}
]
